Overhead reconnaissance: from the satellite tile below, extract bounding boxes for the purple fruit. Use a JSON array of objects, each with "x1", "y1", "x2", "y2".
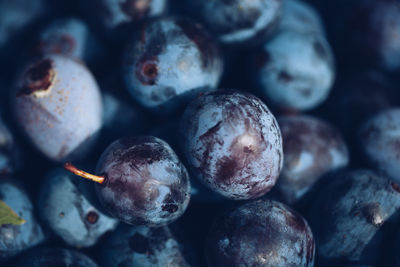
[
  {"x1": 277, "y1": 115, "x2": 349, "y2": 203},
  {"x1": 122, "y1": 16, "x2": 223, "y2": 111},
  {"x1": 205, "y1": 199, "x2": 315, "y2": 266},
  {"x1": 309, "y1": 169, "x2": 400, "y2": 264},
  {"x1": 65, "y1": 136, "x2": 190, "y2": 227},
  {"x1": 12, "y1": 55, "x2": 103, "y2": 162},
  {"x1": 359, "y1": 108, "x2": 400, "y2": 184},
  {"x1": 252, "y1": 30, "x2": 335, "y2": 110},
  {"x1": 180, "y1": 90, "x2": 283, "y2": 200},
  {"x1": 38, "y1": 168, "x2": 119, "y2": 247},
  {"x1": 184, "y1": 0, "x2": 282, "y2": 45}
]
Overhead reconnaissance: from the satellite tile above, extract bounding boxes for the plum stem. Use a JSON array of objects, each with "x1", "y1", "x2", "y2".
[{"x1": 64, "y1": 162, "x2": 105, "y2": 184}]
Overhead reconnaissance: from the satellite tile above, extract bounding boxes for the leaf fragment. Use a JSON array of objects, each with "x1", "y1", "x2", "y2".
[{"x1": 0, "y1": 200, "x2": 26, "y2": 226}]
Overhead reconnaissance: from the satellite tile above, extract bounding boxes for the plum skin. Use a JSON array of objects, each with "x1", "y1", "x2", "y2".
[{"x1": 95, "y1": 136, "x2": 191, "y2": 227}]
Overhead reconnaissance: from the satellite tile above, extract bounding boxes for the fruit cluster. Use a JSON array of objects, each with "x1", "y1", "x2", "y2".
[{"x1": 1, "y1": 0, "x2": 400, "y2": 266}]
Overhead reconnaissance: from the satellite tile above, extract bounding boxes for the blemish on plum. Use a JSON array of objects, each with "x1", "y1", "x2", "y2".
[
  {"x1": 392, "y1": 182, "x2": 400, "y2": 193},
  {"x1": 86, "y1": 211, "x2": 99, "y2": 224},
  {"x1": 162, "y1": 204, "x2": 178, "y2": 213},
  {"x1": 18, "y1": 59, "x2": 55, "y2": 96}
]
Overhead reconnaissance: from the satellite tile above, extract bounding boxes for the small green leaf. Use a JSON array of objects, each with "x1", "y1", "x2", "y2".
[{"x1": 0, "y1": 200, "x2": 26, "y2": 226}]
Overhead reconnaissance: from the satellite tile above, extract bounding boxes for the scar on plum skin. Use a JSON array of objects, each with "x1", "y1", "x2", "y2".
[{"x1": 17, "y1": 59, "x2": 56, "y2": 97}]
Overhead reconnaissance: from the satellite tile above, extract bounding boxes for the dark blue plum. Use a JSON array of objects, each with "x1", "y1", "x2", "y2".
[
  {"x1": 99, "y1": 224, "x2": 189, "y2": 266},
  {"x1": 279, "y1": 0, "x2": 324, "y2": 35},
  {"x1": 184, "y1": 0, "x2": 282, "y2": 46},
  {"x1": 11, "y1": 55, "x2": 103, "y2": 162},
  {"x1": 308, "y1": 169, "x2": 400, "y2": 264},
  {"x1": 66, "y1": 136, "x2": 191, "y2": 226},
  {"x1": 276, "y1": 115, "x2": 349, "y2": 203},
  {"x1": 122, "y1": 16, "x2": 223, "y2": 112},
  {"x1": 359, "y1": 108, "x2": 400, "y2": 184},
  {"x1": 251, "y1": 30, "x2": 335, "y2": 111},
  {"x1": 38, "y1": 168, "x2": 118, "y2": 248},
  {"x1": 180, "y1": 90, "x2": 283, "y2": 200},
  {"x1": 0, "y1": 179, "x2": 45, "y2": 260},
  {"x1": 32, "y1": 18, "x2": 101, "y2": 64},
  {"x1": 205, "y1": 199, "x2": 315, "y2": 266},
  {"x1": 95, "y1": 136, "x2": 190, "y2": 226},
  {"x1": 79, "y1": 0, "x2": 168, "y2": 32},
  {"x1": 13, "y1": 248, "x2": 98, "y2": 267}
]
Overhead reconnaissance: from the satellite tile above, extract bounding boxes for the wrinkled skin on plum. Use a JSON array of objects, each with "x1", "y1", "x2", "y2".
[
  {"x1": 0, "y1": 179, "x2": 45, "y2": 260},
  {"x1": 181, "y1": 90, "x2": 283, "y2": 200},
  {"x1": 12, "y1": 55, "x2": 103, "y2": 162},
  {"x1": 205, "y1": 199, "x2": 315, "y2": 267},
  {"x1": 95, "y1": 136, "x2": 190, "y2": 226},
  {"x1": 14, "y1": 248, "x2": 98, "y2": 267},
  {"x1": 252, "y1": 30, "x2": 335, "y2": 111},
  {"x1": 308, "y1": 169, "x2": 400, "y2": 264},
  {"x1": 99, "y1": 224, "x2": 189, "y2": 267},
  {"x1": 184, "y1": 0, "x2": 282, "y2": 45},
  {"x1": 38, "y1": 168, "x2": 118, "y2": 247},
  {"x1": 122, "y1": 16, "x2": 223, "y2": 111},
  {"x1": 276, "y1": 115, "x2": 349, "y2": 203},
  {"x1": 359, "y1": 109, "x2": 400, "y2": 184}
]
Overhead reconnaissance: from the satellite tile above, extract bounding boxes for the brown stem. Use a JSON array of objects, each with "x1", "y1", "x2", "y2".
[{"x1": 64, "y1": 162, "x2": 105, "y2": 184}]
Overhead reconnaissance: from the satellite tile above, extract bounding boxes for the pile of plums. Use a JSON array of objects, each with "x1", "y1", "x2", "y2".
[{"x1": 1, "y1": 0, "x2": 400, "y2": 266}]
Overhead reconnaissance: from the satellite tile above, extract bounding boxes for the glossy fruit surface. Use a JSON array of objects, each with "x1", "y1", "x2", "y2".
[
  {"x1": 0, "y1": 179, "x2": 45, "y2": 260},
  {"x1": 184, "y1": 0, "x2": 282, "y2": 45},
  {"x1": 181, "y1": 90, "x2": 283, "y2": 200},
  {"x1": 99, "y1": 224, "x2": 189, "y2": 266},
  {"x1": 38, "y1": 168, "x2": 118, "y2": 247},
  {"x1": 253, "y1": 30, "x2": 334, "y2": 110},
  {"x1": 94, "y1": 136, "x2": 190, "y2": 226},
  {"x1": 122, "y1": 16, "x2": 223, "y2": 111},
  {"x1": 205, "y1": 199, "x2": 315, "y2": 266},
  {"x1": 308, "y1": 169, "x2": 400, "y2": 264},
  {"x1": 276, "y1": 115, "x2": 349, "y2": 203},
  {"x1": 12, "y1": 55, "x2": 103, "y2": 162}
]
